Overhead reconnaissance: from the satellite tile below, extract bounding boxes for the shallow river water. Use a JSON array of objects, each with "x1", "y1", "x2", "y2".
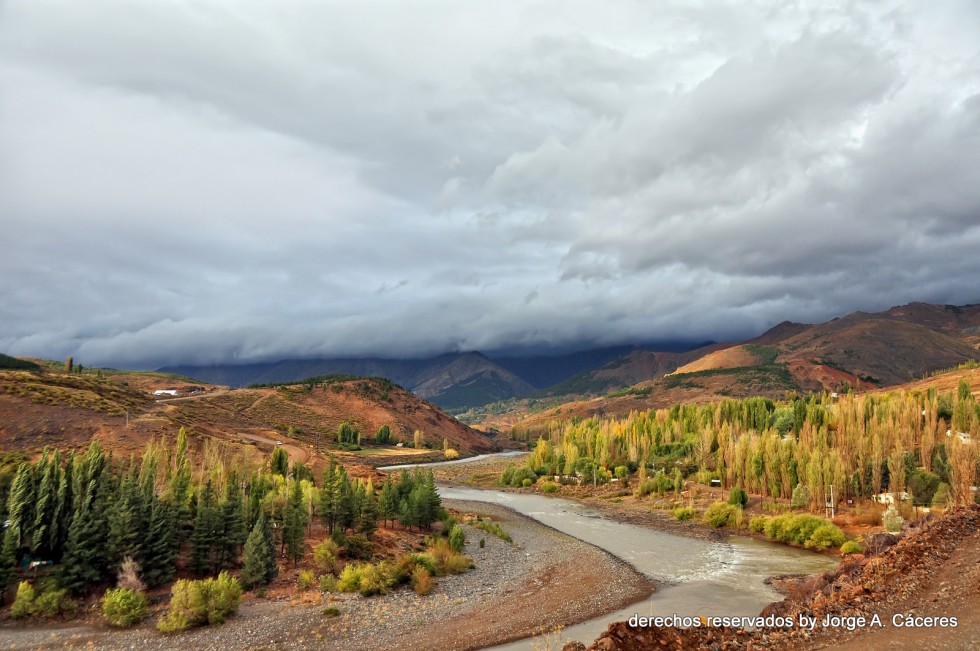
[{"x1": 382, "y1": 454, "x2": 838, "y2": 649}]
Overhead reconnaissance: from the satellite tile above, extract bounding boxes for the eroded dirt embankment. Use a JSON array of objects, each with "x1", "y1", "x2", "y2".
[{"x1": 585, "y1": 505, "x2": 980, "y2": 651}]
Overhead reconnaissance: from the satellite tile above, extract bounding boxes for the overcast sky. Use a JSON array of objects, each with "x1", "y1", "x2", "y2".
[{"x1": 2, "y1": 1, "x2": 980, "y2": 368}]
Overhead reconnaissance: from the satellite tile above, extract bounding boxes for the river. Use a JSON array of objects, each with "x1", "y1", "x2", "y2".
[{"x1": 382, "y1": 453, "x2": 839, "y2": 650}]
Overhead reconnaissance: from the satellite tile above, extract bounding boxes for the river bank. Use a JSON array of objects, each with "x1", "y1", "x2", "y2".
[{"x1": 0, "y1": 502, "x2": 654, "y2": 651}]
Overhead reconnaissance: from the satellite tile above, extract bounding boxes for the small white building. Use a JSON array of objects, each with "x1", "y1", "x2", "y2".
[{"x1": 153, "y1": 389, "x2": 179, "y2": 397}]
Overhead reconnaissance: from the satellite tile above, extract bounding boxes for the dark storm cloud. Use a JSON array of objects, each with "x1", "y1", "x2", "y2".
[{"x1": 1, "y1": 0, "x2": 979, "y2": 367}]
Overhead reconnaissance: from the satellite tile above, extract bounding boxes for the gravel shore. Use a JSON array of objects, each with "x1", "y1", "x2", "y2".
[{"x1": 1, "y1": 502, "x2": 653, "y2": 651}]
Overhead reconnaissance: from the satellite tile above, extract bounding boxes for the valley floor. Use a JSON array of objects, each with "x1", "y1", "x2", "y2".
[{"x1": 0, "y1": 502, "x2": 653, "y2": 651}]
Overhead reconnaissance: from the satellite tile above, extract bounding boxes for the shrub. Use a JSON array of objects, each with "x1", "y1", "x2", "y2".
[
  {"x1": 11, "y1": 582, "x2": 36, "y2": 619},
  {"x1": 336, "y1": 562, "x2": 396, "y2": 597},
  {"x1": 102, "y1": 588, "x2": 149, "y2": 627},
  {"x1": 540, "y1": 481, "x2": 559, "y2": 494},
  {"x1": 407, "y1": 553, "x2": 439, "y2": 576},
  {"x1": 357, "y1": 562, "x2": 396, "y2": 597},
  {"x1": 883, "y1": 505, "x2": 904, "y2": 533},
  {"x1": 932, "y1": 483, "x2": 953, "y2": 508},
  {"x1": 157, "y1": 572, "x2": 242, "y2": 633},
  {"x1": 786, "y1": 515, "x2": 826, "y2": 545},
  {"x1": 444, "y1": 448, "x2": 459, "y2": 459},
  {"x1": 728, "y1": 487, "x2": 749, "y2": 508},
  {"x1": 672, "y1": 506, "x2": 695, "y2": 521},
  {"x1": 441, "y1": 554, "x2": 472, "y2": 575},
  {"x1": 297, "y1": 570, "x2": 316, "y2": 590},
  {"x1": 840, "y1": 540, "x2": 863, "y2": 555},
  {"x1": 749, "y1": 516, "x2": 770, "y2": 533},
  {"x1": 345, "y1": 534, "x2": 373, "y2": 560},
  {"x1": 11, "y1": 582, "x2": 76, "y2": 619},
  {"x1": 322, "y1": 606, "x2": 340, "y2": 617},
  {"x1": 448, "y1": 525, "x2": 465, "y2": 553},
  {"x1": 411, "y1": 567, "x2": 433, "y2": 596},
  {"x1": 764, "y1": 514, "x2": 794, "y2": 542},
  {"x1": 791, "y1": 484, "x2": 811, "y2": 509},
  {"x1": 336, "y1": 564, "x2": 365, "y2": 593},
  {"x1": 313, "y1": 540, "x2": 339, "y2": 574},
  {"x1": 703, "y1": 502, "x2": 736, "y2": 527},
  {"x1": 318, "y1": 574, "x2": 336, "y2": 593},
  {"x1": 634, "y1": 479, "x2": 656, "y2": 498},
  {"x1": 479, "y1": 538, "x2": 485, "y2": 548},
  {"x1": 117, "y1": 557, "x2": 145, "y2": 593},
  {"x1": 473, "y1": 520, "x2": 512, "y2": 543},
  {"x1": 522, "y1": 478, "x2": 533, "y2": 488},
  {"x1": 805, "y1": 524, "x2": 847, "y2": 550}
]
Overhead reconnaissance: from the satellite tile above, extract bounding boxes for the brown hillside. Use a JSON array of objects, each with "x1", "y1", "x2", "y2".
[
  {"x1": 778, "y1": 317, "x2": 978, "y2": 386},
  {"x1": 669, "y1": 344, "x2": 762, "y2": 374},
  {"x1": 0, "y1": 370, "x2": 494, "y2": 474}
]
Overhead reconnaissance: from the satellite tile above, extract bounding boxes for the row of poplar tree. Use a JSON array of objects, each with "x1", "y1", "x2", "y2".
[{"x1": 0, "y1": 428, "x2": 443, "y2": 599}]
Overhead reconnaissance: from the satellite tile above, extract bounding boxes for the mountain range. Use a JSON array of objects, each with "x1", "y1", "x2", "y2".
[{"x1": 161, "y1": 302, "x2": 980, "y2": 410}]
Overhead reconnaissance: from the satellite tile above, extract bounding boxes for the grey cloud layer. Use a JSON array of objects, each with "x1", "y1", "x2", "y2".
[{"x1": 2, "y1": 0, "x2": 979, "y2": 367}]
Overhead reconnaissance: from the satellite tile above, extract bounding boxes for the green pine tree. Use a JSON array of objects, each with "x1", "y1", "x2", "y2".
[
  {"x1": 108, "y1": 466, "x2": 143, "y2": 569},
  {"x1": 191, "y1": 480, "x2": 220, "y2": 574},
  {"x1": 7, "y1": 462, "x2": 36, "y2": 551},
  {"x1": 167, "y1": 428, "x2": 193, "y2": 545},
  {"x1": 142, "y1": 496, "x2": 175, "y2": 587},
  {"x1": 379, "y1": 478, "x2": 397, "y2": 528},
  {"x1": 0, "y1": 525, "x2": 19, "y2": 600},
  {"x1": 59, "y1": 442, "x2": 111, "y2": 594},
  {"x1": 359, "y1": 489, "x2": 378, "y2": 537},
  {"x1": 319, "y1": 458, "x2": 341, "y2": 534},
  {"x1": 220, "y1": 478, "x2": 246, "y2": 568},
  {"x1": 240, "y1": 513, "x2": 276, "y2": 589},
  {"x1": 282, "y1": 479, "x2": 307, "y2": 566},
  {"x1": 270, "y1": 447, "x2": 289, "y2": 477}
]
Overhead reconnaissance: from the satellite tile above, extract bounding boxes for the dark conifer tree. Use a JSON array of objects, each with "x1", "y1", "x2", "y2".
[
  {"x1": 107, "y1": 466, "x2": 143, "y2": 570},
  {"x1": 220, "y1": 477, "x2": 246, "y2": 568},
  {"x1": 319, "y1": 457, "x2": 341, "y2": 534},
  {"x1": 240, "y1": 513, "x2": 276, "y2": 589},
  {"x1": 142, "y1": 496, "x2": 175, "y2": 587},
  {"x1": 191, "y1": 479, "x2": 220, "y2": 574},
  {"x1": 59, "y1": 442, "x2": 111, "y2": 594},
  {"x1": 282, "y1": 479, "x2": 307, "y2": 565}
]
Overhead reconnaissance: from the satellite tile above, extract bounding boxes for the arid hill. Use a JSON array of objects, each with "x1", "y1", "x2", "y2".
[{"x1": 0, "y1": 368, "x2": 495, "y2": 473}]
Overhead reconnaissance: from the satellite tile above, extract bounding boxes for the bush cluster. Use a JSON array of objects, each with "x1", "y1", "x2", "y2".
[
  {"x1": 499, "y1": 466, "x2": 538, "y2": 487},
  {"x1": 539, "y1": 481, "x2": 559, "y2": 494},
  {"x1": 157, "y1": 572, "x2": 242, "y2": 633},
  {"x1": 11, "y1": 581, "x2": 76, "y2": 619},
  {"x1": 703, "y1": 502, "x2": 738, "y2": 527},
  {"x1": 672, "y1": 506, "x2": 695, "y2": 521},
  {"x1": 752, "y1": 514, "x2": 848, "y2": 550},
  {"x1": 101, "y1": 588, "x2": 149, "y2": 627}
]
